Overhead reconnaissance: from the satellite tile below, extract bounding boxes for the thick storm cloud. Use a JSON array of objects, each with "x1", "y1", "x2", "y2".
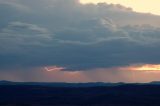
[{"x1": 0, "y1": 0, "x2": 160, "y2": 71}]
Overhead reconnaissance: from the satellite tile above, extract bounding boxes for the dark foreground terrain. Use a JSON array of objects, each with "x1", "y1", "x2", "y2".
[{"x1": 1, "y1": 82, "x2": 160, "y2": 106}]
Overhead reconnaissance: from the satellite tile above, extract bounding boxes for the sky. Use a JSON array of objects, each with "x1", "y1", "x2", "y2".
[
  {"x1": 80, "y1": 0, "x2": 160, "y2": 15},
  {"x1": 1, "y1": 0, "x2": 160, "y2": 83}
]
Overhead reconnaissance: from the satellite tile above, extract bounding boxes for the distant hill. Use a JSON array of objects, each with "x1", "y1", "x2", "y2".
[
  {"x1": 150, "y1": 81, "x2": 160, "y2": 85},
  {"x1": 0, "y1": 80, "x2": 14, "y2": 85},
  {"x1": 0, "y1": 80, "x2": 159, "y2": 87},
  {"x1": 0, "y1": 80, "x2": 125, "y2": 87},
  {"x1": 1, "y1": 84, "x2": 160, "y2": 106}
]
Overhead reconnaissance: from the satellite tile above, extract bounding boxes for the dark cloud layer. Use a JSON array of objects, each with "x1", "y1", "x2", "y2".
[{"x1": 0, "y1": 0, "x2": 160, "y2": 71}]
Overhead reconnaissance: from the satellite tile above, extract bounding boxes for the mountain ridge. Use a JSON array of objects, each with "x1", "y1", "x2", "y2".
[{"x1": 0, "y1": 80, "x2": 160, "y2": 87}]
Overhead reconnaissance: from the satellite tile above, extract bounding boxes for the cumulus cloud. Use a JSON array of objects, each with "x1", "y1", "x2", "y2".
[
  {"x1": 0, "y1": 0, "x2": 30, "y2": 11},
  {"x1": 0, "y1": 21, "x2": 51, "y2": 53},
  {"x1": 123, "y1": 25, "x2": 160, "y2": 44},
  {"x1": 0, "y1": 0, "x2": 160, "y2": 78}
]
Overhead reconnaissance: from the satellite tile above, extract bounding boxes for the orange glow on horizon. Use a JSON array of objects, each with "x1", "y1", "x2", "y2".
[
  {"x1": 131, "y1": 64, "x2": 160, "y2": 71},
  {"x1": 120, "y1": 64, "x2": 160, "y2": 72}
]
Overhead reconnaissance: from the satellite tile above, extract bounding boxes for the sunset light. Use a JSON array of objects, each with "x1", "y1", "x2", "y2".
[
  {"x1": 80, "y1": 0, "x2": 160, "y2": 15},
  {"x1": 120, "y1": 64, "x2": 160, "y2": 72},
  {"x1": 132, "y1": 64, "x2": 160, "y2": 71}
]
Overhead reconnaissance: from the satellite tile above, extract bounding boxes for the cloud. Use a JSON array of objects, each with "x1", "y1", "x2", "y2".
[
  {"x1": 123, "y1": 25, "x2": 160, "y2": 44},
  {"x1": 0, "y1": 0, "x2": 160, "y2": 77},
  {"x1": 0, "y1": 0, "x2": 30, "y2": 11},
  {"x1": 0, "y1": 21, "x2": 51, "y2": 53}
]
